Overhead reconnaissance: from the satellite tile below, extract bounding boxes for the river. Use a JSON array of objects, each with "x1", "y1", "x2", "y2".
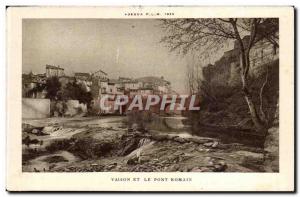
[{"x1": 22, "y1": 115, "x2": 270, "y2": 172}]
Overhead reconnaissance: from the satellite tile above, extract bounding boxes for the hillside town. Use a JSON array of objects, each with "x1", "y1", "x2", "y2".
[{"x1": 22, "y1": 65, "x2": 175, "y2": 117}]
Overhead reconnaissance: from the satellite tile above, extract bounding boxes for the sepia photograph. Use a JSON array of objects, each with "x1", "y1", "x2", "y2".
[
  {"x1": 21, "y1": 18, "x2": 279, "y2": 173},
  {"x1": 6, "y1": 6, "x2": 294, "y2": 191}
]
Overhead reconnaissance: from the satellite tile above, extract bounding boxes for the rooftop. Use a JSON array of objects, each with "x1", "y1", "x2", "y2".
[
  {"x1": 108, "y1": 79, "x2": 119, "y2": 84},
  {"x1": 137, "y1": 76, "x2": 170, "y2": 85},
  {"x1": 93, "y1": 69, "x2": 108, "y2": 76},
  {"x1": 118, "y1": 77, "x2": 137, "y2": 83},
  {"x1": 46, "y1": 64, "x2": 64, "y2": 70},
  {"x1": 75, "y1": 72, "x2": 91, "y2": 77}
]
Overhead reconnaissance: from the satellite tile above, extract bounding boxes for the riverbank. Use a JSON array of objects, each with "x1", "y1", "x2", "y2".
[{"x1": 22, "y1": 116, "x2": 278, "y2": 172}]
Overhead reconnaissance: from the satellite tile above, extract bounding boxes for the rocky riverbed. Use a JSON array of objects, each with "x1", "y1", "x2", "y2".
[{"x1": 22, "y1": 116, "x2": 278, "y2": 172}]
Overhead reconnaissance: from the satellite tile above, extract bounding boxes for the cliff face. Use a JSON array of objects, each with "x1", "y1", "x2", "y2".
[
  {"x1": 194, "y1": 37, "x2": 279, "y2": 134},
  {"x1": 202, "y1": 48, "x2": 239, "y2": 87},
  {"x1": 202, "y1": 37, "x2": 278, "y2": 88},
  {"x1": 249, "y1": 39, "x2": 279, "y2": 77}
]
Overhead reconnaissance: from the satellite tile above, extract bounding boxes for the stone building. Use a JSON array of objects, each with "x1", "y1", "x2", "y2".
[
  {"x1": 74, "y1": 72, "x2": 91, "y2": 81},
  {"x1": 249, "y1": 39, "x2": 279, "y2": 77},
  {"x1": 90, "y1": 75, "x2": 173, "y2": 115},
  {"x1": 45, "y1": 65, "x2": 65, "y2": 78},
  {"x1": 22, "y1": 72, "x2": 47, "y2": 98},
  {"x1": 91, "y1": 69, "x2": 108, "y2": 80},
  {"x1": 90, "y1": 69, "x2": 110, "y2": 99},
  {"x1": 138, "y1": 87, "x2": 154, "y2": 97},
  {"x1": 137, "y1": 76, "x2": 171, "y2": 95}
]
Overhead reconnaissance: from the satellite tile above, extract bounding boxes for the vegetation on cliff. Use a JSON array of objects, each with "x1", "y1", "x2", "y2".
[{"x1": 160, "y1": 18, "x2": 279, "y2": 132}]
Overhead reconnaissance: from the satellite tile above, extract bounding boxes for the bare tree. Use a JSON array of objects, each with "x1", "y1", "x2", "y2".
[
  {"x1": 186, "y1": 66, "x2": 196, "y2": 94},
  {"x1": 185, "y1": 54, "x2": 203, "y2": 95},
  {"x1": 160, "y1": 18, "x2": 278, "y2": 131}
]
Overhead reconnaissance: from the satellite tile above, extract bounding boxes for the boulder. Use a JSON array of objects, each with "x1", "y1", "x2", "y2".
[
  {"x1": 173, "y1": 136, "x2": 186, "y2": 143},
  {"x1": 191, "y1": 167, "x2": 202, "y2": 172},
  {"x1": 126, "y1": 155, "x2": 138, "y2": 165},
  {"x1": 31, "y1": 128, "x2": 40, "y2": 134},
  {"x1": 213, "y1": 162, "x2": 228, "y2": 172},
  {"x1": 211, "y1": 141, "x2": 219, "y2": 148},
  {"x1": 204, "y1": 142, "x2": 214, "y2": 147},
  {"x1": 150, "y1": 133, "x2": 169, "y2": 141},
  {"x1": 42, "y1": 126, "x2": 56, "y2": 134},
  {"x1": 189, "y1": 137, "x2": 213, "y2": 144}
]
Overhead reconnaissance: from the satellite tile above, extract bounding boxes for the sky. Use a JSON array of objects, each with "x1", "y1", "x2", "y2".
[{"x1": 22, "y1": 19, "x2": 194, "y2": 94}]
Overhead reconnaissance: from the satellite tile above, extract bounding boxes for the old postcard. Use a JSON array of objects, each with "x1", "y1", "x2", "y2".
[{"x1": 6, "y1": 6, "x2": 294, "y2": 191}]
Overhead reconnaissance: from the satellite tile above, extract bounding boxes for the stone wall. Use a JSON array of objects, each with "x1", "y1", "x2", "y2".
[
  {"x1": 202, "y1": 48, "x2": 239, "y2": 87},
  {"x1": 22, "y1": 98, "x2": 50, "y2": 119},
  {"x1": 249, "y1": 39, "x2": 279, "y2": 77},
  {"x1": 202, "y1": 37, "x2": 278, "y2": 87}
]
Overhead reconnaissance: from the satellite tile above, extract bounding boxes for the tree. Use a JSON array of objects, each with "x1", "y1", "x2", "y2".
[
  {"x1": 26, "y1": 83, "x2": 46, "y2": 98},
  {"x1": 160, "y1": 18, "x2": 278, "y2": 132},
  {"x1": 185, "y1": 54, "x2": 202, "y2": 95},
  {"x1": 62, "y1": 81, "x2": 93, "y2": 108},
  {"x1": 45, "y1": 76, "x2": 61, "y2": 100}
]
